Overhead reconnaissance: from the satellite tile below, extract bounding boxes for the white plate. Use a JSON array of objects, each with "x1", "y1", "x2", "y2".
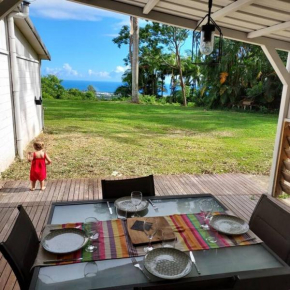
[
  {"x1": 114, "y1": 196, "x2": 149, "y2": 213},
  {"x1": 209, "y1": 214, "x2": 249, "y2": 235},
  {"x1": 144, "y1": 248, "x2": 192, "y2": 280},
  {"x1": 42, "y1": 228, "x2": 88, "y2": 254}
]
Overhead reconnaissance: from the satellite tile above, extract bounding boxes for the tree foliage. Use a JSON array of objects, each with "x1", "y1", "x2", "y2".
[
  {"x1": 113, "y1": 21, "x2": 286, "y2": 110},
  {"x1": 42, "y1": 75, "x2": 98, "y2": 100},
  {"x1": 87, "y1": 85, "x2": 97, "y2": 97},
  {"x1": 195, "y1": 40, "x2": 286, "y2": 109},
  {"x1": 42, "y1": 75, "x2": 65, "y2": 99}
]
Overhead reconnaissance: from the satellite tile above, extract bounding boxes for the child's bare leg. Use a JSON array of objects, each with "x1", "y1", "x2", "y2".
[
  {"x1": 40, "y1": 180, "x2": 46, "y2": 190},
  {"x1": 30, "y1": 181, "x2": 36, "y2": 191}
]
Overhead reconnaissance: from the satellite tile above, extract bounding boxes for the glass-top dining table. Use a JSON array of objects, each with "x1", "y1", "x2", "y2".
[{"x1": 29, "y1": 194, "x2": 290, "y2": 290}]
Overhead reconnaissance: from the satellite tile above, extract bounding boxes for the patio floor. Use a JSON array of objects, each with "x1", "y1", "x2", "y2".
[{"x1": 0, "y1": 173, "x2": 289, "y2": 290}]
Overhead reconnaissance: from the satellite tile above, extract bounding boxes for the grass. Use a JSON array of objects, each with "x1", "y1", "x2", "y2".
[{"x1": 1, "y1": 99, "x2": 278, "y2": 180}]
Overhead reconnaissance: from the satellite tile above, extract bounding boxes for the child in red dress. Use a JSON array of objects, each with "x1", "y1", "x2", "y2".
[{"x1": 27, "y1": 140, "x2": 51, "y2": 191}]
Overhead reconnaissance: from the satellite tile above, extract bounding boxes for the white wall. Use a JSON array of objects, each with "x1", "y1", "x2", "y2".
[
  {"x1": 0, "y1": 20, "x2": 43, "y2": 174},
  {"x1": 0, "y1": 18, "x2": 16, "y2": 173},
  {"x1": 15, "y1": 26, "x2": 43, "y2": 153}
]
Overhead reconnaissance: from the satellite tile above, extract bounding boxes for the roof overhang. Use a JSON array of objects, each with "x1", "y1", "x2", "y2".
[
  {"x1": 0, "y1": 1, "x2": 51, "y2": 60},
  {"x1": 14, "y1": 16, "x2": 51, "y2": 60},
  {"x1": 69, "y1": 0, "x2": 290, "y2": 52}
]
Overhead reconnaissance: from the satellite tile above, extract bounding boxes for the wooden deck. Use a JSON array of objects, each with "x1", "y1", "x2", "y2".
[{"x1": 0, "y1": 173, "x2": 288, "y2": 290}]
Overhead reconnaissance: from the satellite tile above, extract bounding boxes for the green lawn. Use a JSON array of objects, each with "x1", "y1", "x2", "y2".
[{"x1": 2, "y1": 100, "x2": 278, "y2": 180}]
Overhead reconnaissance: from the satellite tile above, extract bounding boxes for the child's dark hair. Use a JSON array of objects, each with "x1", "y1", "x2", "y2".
[{"x1": 33, "y1": 140, "x2": 44, "y2": 151}]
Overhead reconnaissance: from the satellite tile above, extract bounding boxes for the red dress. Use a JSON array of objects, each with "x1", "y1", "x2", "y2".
[{"x1": 30, "y1": 152, "x2": 47, "y2": 181}]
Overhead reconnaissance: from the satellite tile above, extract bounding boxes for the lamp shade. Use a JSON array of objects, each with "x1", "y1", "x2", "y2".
[{"x1": 200, "y1": 24, "x2": 215, "y2": 55}]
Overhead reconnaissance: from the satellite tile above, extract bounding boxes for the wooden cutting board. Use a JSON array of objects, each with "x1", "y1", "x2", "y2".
[{"x1": 127, "y1": 217, "x2": 175, "y2": 245}]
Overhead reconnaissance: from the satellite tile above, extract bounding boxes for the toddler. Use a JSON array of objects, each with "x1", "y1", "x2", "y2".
[{"x1": 27, "y1": 140, "x2": 51, "y2": 191}]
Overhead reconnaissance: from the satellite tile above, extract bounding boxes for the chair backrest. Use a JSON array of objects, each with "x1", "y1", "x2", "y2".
[
  {"x1": 133, "y1": 275, "x2": 239, "y2": 290},
  {"x1": 101, "y1": 175, "x2": 155, "y2": 199},
  {"x1": 0, "y1": 205, "x2": 39, "y2": 290},
  {"x1": 249, "y1": 194, "x2": 290, "y2": 264}
]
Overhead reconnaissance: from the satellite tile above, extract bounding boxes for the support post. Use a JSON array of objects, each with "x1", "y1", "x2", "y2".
[{"x1": 262, "y1": 46, "x2": 290, "y2": 196}]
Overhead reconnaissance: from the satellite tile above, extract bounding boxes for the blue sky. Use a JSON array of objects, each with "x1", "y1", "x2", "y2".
[{"x1": 30, "y1": 0, "x2": 192, "y2": 83}]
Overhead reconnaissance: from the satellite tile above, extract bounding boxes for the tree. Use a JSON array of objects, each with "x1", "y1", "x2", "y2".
[
  {"x1": 113, "y1": 17, "x2": 140, "y2": 103},
  {"x1": 85, "y1": 91, "x2": 96, "y2": 100},
  {"x1": 113, "y1": 21, "x2": 285, "y2": 109},
  {"x1": 113, "y1": 22, "x2": 166, "y2": 99},
  {"x1": 41, "y1": 75, "x2": 65, "y2": 99},
  {"x1": 195, "y1": 39, "x2": 286, "y2": 109},
  {"x1": 66, "y1": 88, "x2": 84, "y2": 100},
  {"x1": 114, "y1": 85, "x2": 131, "y2": 97},
  {"x1": 149, "y1": 24, "x2": 189, "y2": 106},
  {"x1": 114, "y1": 22, "x2": 190, "y2": 105},
  {"x1": 87, "y1": 85, "x2": 97, "y2": 97}
]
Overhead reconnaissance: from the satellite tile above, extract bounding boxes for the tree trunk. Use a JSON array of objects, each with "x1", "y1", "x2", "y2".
[
  {"x1": 131, "y1": 17, "x2": 139, "y2": 103},
  {"x1": 176, "y1": 47, "x2": 187, "y2": 106},
  {"x1": 171, "y1": 70, "x2": 175, "y2": 97}
]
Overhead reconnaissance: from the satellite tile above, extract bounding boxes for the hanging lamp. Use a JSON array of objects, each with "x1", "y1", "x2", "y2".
[{"x1": 192, "y1": 0, "x2": 223, "y2": 65}]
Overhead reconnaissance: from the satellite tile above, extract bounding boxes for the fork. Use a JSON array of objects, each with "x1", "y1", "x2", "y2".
[
  {"x1": 131, "y1": 256, "x2": 152, "y2": 281},
  {"x1": 148, "y1": 199, "x2": 158, "y2": 210}
]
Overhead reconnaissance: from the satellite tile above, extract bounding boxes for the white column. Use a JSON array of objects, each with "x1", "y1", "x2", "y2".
[{"x1": 262, "y1": 46, "x2": 290, "y2": 195}]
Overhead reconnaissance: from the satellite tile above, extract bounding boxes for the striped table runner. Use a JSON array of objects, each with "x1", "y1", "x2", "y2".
[
  {"x1": 129, "y1": 214, "x2": 260, "y2": 256},
  {"x1": 37, "y1": 214, "x2": 260, "y2": 266}
]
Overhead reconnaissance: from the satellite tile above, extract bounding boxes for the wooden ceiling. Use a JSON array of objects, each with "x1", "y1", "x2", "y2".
[
  {"x1": 70, "y1": 0, "x2": 290, "y2": 51},
  {"x1": 119, "y1": 0, "x2": 290, "y2": 41},
  {"x1": 2, "y1": 0, "x2": 290, "y2": 50}
]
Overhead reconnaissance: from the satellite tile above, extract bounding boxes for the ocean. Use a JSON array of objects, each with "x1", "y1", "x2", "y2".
[
  {"x1": 62, "y1": 79, "x2": 172, "y2": 95},
  {"x1": 62, "y1": 80, "x2": 122, "y2": 93}
]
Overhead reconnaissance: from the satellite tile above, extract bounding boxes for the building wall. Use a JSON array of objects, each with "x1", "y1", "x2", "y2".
[
  {"x1": 0, "y1": 19, "x2": 43, "y2": 174},
  {"x1": 0, "y1": 18, "x2": 16, "y2": 173},
  {"x1": 15, "y1": 26, "x2": 42, "y2": 148}
]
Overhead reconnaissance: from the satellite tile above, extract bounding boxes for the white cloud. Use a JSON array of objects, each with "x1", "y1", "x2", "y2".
[
  {"x1": 45, "y1": 67, "x2": 61, "y2": 76},
  {"x1": 45, "y1": 63, "x2": 78, "y2": 77},
  {"x1": 112, "y1": 19, "x2": 130, "y2": 30},
  {"x1": 103, "y1": 34, "x2": 119, "y2": 38},
  {"x1": 88, "y1": 69, "x2": 111, "y2": 78},
  {"x1": 87, "y1": 65, "x2": 129, "y2": 79},
  {"x1": 30, "y1": 0, "x2": 128, "y2": 22},
  {"x1": 63, "y1": 63, "x2": 78, "y2": 76},
  {"x1": 114, "y1": 65, "x2": 129, "y2": 74},
  {"x1": 112, "y1": 18, "x2": 148, "y2": 30},
  {"x1": 45, "y1": 64, "x2": 128, "y2": 80}
]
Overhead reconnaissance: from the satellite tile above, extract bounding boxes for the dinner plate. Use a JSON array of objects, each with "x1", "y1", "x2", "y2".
[
  {"x1": 144, "y1": 248, "x2": 192, "y2": 280},
  {"x1": 209, "y1": 214, "x2": 249, "y2": 235},
  {"x1": 42, "y1": 228, "x2": 88, "y2": 254},
  {"x1": 114, "y1": 196, "x2": 149, "y2": 213}
]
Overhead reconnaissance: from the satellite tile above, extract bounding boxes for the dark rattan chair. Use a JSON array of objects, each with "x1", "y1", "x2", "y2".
[
  {"x1": 101, "y1": 175, "x2": 155, "y2": 199},
  {"x1": 249, "y1": 194, "x2": 290, "y2": 265},
  {"x1": 0, "y1": 205, "x2": 39, "y2": 290}
]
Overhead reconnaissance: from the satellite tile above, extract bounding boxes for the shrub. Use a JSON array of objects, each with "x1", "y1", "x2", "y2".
[
  {"x1": 139, "y1": 95, "x2": 157, "y2": 104},
  {"x1": 114, "y1": 85, "x2": 131, "y2": 97}
]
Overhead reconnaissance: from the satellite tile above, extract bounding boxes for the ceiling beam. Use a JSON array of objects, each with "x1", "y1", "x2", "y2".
[
  {"x1": 68, "y1": 0, "x2": 290, "y2": 52},
  {"x1": 0, "y1": 0, "x2": 21, "y2": 19},
  {"x1": 261, "y1": 45, "x2": 290, "y2": 85},
  {"x1": 248, "y1": 21, "x2": 290, "y2": 39},
  {"x1": 143, "y1": 0, "x2": 160, "y2": 14},
  {"x1": 199, "y1": 0, "x2": 255, "y2": 26}
]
